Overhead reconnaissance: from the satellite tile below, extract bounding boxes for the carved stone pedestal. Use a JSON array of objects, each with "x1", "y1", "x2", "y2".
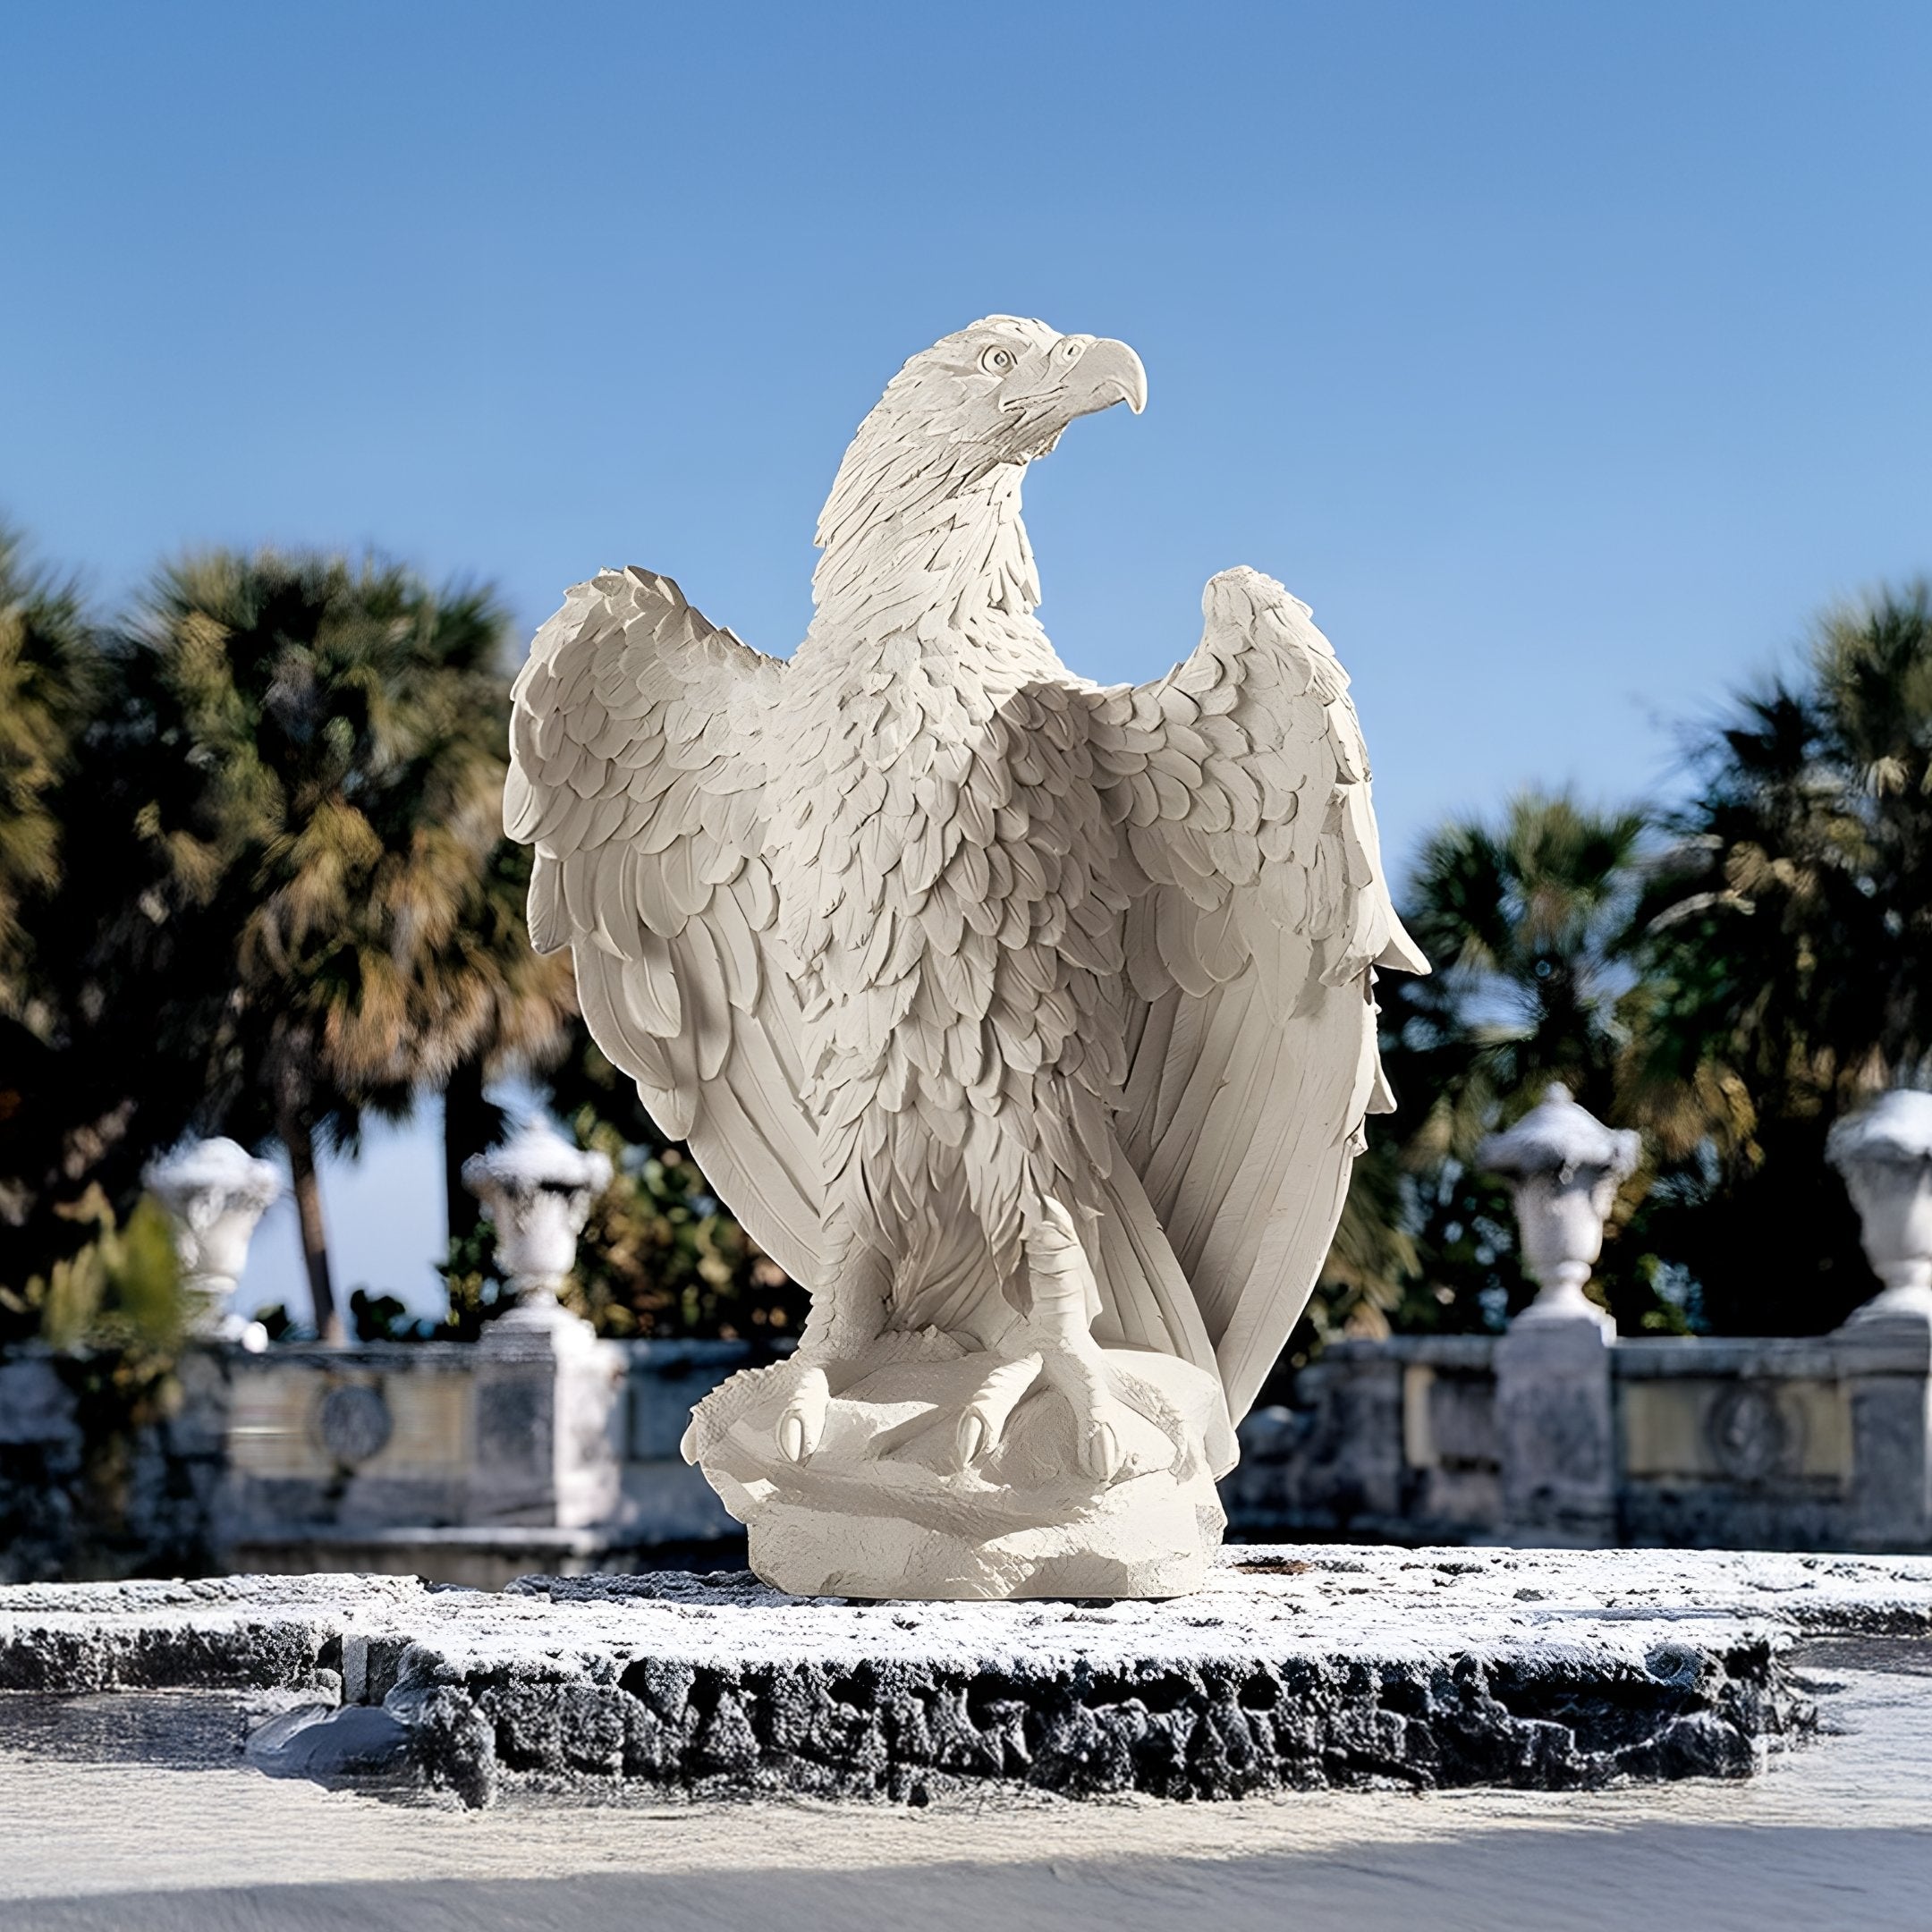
[
  {"x1": 686, "y1": 1342, "x2": 1228, "y2": 1599},
  {"x1": 143, "y1": 1137, "x2": 281, "y2": 1347},
  {"x1": 470, "y1": 1318, "x2": 625, "y2": 1532},
  {"x1": 1496, "y1": 1315, "x2": 1616, "y2": 1545}
]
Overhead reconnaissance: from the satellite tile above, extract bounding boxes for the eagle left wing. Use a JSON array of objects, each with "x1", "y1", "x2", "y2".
[
  {"x1": 1090, "y1": 567, "x2": 1428, "y2": 1422},
  {"x1": 507, "y1": 566, "x2": 822, "y2": 1287}
]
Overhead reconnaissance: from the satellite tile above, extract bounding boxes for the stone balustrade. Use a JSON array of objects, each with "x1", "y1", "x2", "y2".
[
  {"x1": 8, "y1": 1089, "x2": 1932, "y2": 1579},
  {"x1": 0, "y1": 1336, "x2": 783, "y2": 1587},
  {"x1": 1225, "y1": 1314, "x2": 1932, "y2": 1550},
  {"x1": 7, "y1": 1311, "x2": 1930, "y2": 1580}
]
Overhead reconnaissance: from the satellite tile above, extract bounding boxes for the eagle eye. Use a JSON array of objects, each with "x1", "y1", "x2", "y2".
[{"x1": 979, "y1": 343, "x2": 1018, "y2": 375}]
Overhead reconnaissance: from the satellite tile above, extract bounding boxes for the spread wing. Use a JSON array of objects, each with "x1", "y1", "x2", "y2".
[
  {"x1": 506, "y1": 566, "x2": 821, "y2": 1284},
  {"x1": 1090, "y1": 567, "x2": 1428, "y2": 1422}
]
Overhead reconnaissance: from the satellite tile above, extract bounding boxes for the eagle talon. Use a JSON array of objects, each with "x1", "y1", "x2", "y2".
[
  {"x1": 1080, "y1": 1420, "x2": 1123, "y2": 1483},
  {"x1": 947, "y1": 1352, "x2": 1044, "y2": 1472},
  {"x1": 775, "y1": 1362, "x2": 831, "y2": 1464}
]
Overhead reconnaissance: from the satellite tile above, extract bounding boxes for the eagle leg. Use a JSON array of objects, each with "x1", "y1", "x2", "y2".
[
  {"x1": 955, "y1": 1196, "x2": 1136, "y2": 1483},
  {"x1": 775, "y1": 1216, "x2": 890, "y2": 1464}
]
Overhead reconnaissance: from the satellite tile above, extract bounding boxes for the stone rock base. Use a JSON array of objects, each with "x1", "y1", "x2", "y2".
[
  {"x1": 690, "y1": 1343, "x2": 1231, "y2": 1601},
  {"x1": 6, "y1": 1547, "x2": 1931, "y2": 1807},
  {"x1": 745, "y1": 1487, "x2": 1221, "y2": 1601}
]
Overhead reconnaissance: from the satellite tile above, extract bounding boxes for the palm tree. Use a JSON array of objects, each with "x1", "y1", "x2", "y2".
[
  {"x1": 0, "y1": 527, "x2": 122, "y2": 1306},
  {"x1": 0, "y1": 528, "x2": 254, "y2": 1305},
  {"x1": 434, "y1": 835, "x2": 578, "y2": 1246},
  {"x1": 1638, "y1": 583, "x2": 1932, "y2": 1331},
  {"x1": 1392, "y1": 792, "x2": 1650, "y2": 1138},
  {"x1": 0, "y1": 526, "x2": 95, "y2": 1027},
  {"x1": 1327, "y1": 792, "x2": 1655, "y2": 1335},
  {"x1": 124, "y1": 550, "x2": 514, "y2": 1340}
]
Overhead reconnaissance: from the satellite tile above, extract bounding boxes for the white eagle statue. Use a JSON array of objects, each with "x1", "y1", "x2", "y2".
[{"x1": 508, "y1": 318, "x2": 1425, "y2": 1598}]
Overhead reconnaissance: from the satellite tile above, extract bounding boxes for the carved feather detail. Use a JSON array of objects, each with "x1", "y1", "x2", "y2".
[{"x1": 506, "y1": 323, "x2": 1424, "y2": 1443}]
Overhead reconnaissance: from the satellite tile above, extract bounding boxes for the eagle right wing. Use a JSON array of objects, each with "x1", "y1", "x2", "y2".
[
  {"x1": 1093, "y1": 568, "x2": 1428, "y2": 1422},
  {"x1": 507, "y1": 567, "x2": 822, "y2": 1284}
]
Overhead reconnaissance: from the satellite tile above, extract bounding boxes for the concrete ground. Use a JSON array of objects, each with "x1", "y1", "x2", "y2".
[{"x1": 1, "y1": 1634, "x2": 1928, "y2": 1931}]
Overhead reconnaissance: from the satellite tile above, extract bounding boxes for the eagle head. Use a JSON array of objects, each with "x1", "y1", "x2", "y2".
[
  {"x1": 873, "y1": 317, "x2": 1147, "y2": 472},
  {"x1": 812, "y1": 318, "x2": 1147, "y2": 618}
]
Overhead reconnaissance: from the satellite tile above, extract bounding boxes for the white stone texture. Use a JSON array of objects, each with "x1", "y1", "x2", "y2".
[
  {"x1": 12, "y1": 1547, "x2": 1932, "y2": 1804},
  {"x1": 506, "y1": 317, "x2": 1427, "y2": 1597},
  {"x1": 1827, "y1": 1089, "x2": 1932, "y2": 1326},
  {"x1": 1478, "y1": 1085, "x2": 1640, "y2": 1331},
  {"x1": 143, "y1": 1138, "x2": 281, "y2": 1345},
  {"x1": 462, "y1": 1121, "x2": 613, "y2": 1340}
]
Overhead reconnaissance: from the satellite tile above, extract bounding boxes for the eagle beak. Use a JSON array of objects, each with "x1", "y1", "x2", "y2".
[
  {"x1": 991, "y1": 335, "x2": 1147, "y2": 465},
  {"x1": 1063, "y1": 336, "x2": 1147, "y2": 418}
]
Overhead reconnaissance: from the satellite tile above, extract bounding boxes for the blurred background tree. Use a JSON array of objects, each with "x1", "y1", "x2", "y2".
[
  {"x1": 0, "y1": 1185, "x2": 199, "y2": 1577},
  {"x1": 111, "y1": 551, "x2": 521, "y2": 1338},
  {"x1": 1633, "y1": 583, "x2": 1932, "y2": 1333},
  {"x1": 0, "y1": 525, "x2": 96, "y2": 1027},
  {"x1": 435, "y1": 834, "x2": 577, "y2": 1250},
  {"x1": 1309, "y1": 585, "x2": 1932, "y2": 1352},
  {"x1": 0, "y1": 527, "x2": 216, "y2": 1322},
  {"x1": 7, "y1": 518, "x2": 1928, "y2": 1360},
  {"x1": 1309, "y1": 792, "x2": 1665, "y2": 1345}
]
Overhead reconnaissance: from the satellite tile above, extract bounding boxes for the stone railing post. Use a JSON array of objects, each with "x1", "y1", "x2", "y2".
[
  {"x1": 1827, "y1": 1091, "x2": 1932, "y2": 1546},
  {"x1": 143, "y1": 1138, "x2": 281, "y2": 1350},
  {"x1": 1478, "y1": 1085, "x2": 1639, "y2": 1335},
  {"x1": 1479, "y1": 1086, "x2": 1639, "y2": 1545},
  {"x1": 461, "y1": 1122, "x2": 623, "y2": 1527},
  {"x1": 1827, "y1": 1091, "x2": 1932, "y2": 1327},
  {"x1": 462, "y1": 1122, "x2": 614, "y2": 1343}
]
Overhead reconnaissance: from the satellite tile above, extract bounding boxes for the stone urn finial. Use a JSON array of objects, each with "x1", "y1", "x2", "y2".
[
  {"x1": 462, "y1": 1121, "x2": 613, "y2": 1342},
  {"x1": 1477, "y1": 1085, "x2": 1640, "y2": 1332},
  {"x1": 1826, "y1": 1090, "x2": 1932, "y2": 1326},
  {"x1": 143, "y1": 1137, "x2": 281, "y2": 1349}
]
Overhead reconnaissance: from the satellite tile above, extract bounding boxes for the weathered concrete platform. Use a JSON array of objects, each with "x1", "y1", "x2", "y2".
[{"x1": 4, "y1": 1546, "x2": 1930, "y2": 1807}]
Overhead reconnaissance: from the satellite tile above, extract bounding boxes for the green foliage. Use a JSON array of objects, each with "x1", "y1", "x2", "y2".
[
  {"x1": 123, "y1": 548, "x2": 515, "y2": 1126},
  {"x1": 1316, "y1": 586, "x2": 1932, "y2": 1347},
  {"x1": 1391, "y1": 792, "x2": 1650, "y2": 1137},
  {"x1": 436, "y1": 834, "x2": 578, "y2": 1248},
  {"x1": 113, "y1": 548, "x2": 582, "y2": 1333},
  {"x1": 1311, "y1": 792, "x2": 1667, "y2": 1339},
  {"x1": 0, "y1": 525, "x2": 96, "y2": 1027},
  {"x1": 1632, "y1": 584, "x2": 1932, "y2": 1332},
  {"x1": 2, "y1": 1189, "x2": 188, "y2": 1352},
  {"x1": 516, "y1": 1035, "x2": 806, "y2": 1339},
  {"x1": 0, "y1": 528, "x2": 162, "y2": 1291},
  {"x1": 430, "y1": 1219, "x2": 505, "y2": 1341},
  {"x1": 433, "y1": 1081, "x2": 808, "y2": 1342},
  {"x1": 7, "y1": 508, "x2": 1930, "y2": 1359},
  {"x1": 0, "y1": 1190, "x2": 214, "y2": 1579},
  {"x1": 346, "y1": 1284, "x2": 438, "y2": 1343},
  {"x1": 0, "y1": 545, "x2": 567, "y2": 1332},
  {"x1": 564, "y1": 1114, "x2": 807, "y2": 1341}
]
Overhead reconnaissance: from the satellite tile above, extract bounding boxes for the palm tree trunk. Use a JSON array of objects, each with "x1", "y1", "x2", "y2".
[
  {"x1": 443, "y1": 1055, "x2": 501, "y2": 1247},
  {"x1": 277, "y1": 1103, "x2": 343, "y2": 1343}
]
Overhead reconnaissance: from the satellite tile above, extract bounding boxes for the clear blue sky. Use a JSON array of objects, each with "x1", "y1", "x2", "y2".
[{"x1": 4, "y1": 2, "x2": 1929, "y2": 1318}]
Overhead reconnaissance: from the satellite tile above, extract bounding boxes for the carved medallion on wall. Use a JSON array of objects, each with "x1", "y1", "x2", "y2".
[
  {"x1": 314, "y1": 1383, "x2": 394, "y2": 1469},
  {"x1": 1704, "y1": 1384, "x2": 1794, "y2": 1482}
]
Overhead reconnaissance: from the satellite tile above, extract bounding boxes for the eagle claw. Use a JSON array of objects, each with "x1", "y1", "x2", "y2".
[{"x1": 775, "y1": 1362, "x2": 831, "y2": 1464}]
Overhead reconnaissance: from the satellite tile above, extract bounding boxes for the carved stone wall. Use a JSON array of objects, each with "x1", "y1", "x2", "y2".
[
  {"x1": 1227, "y1": 1322, "x2": 1932, "y2": 1553},
  {"x1": 0, "y1": 1338, "x2": 777, "y2": 1584},
  {"x1": 7, "y1": 1319, "x2": 1929, "y2": 1581}
]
